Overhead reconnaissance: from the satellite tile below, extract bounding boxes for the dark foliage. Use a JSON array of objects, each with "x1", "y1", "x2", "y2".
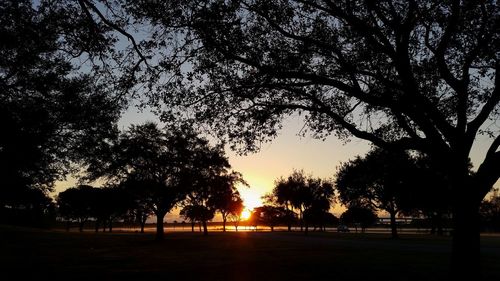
[
  {"x1": 340, "y1": 206, "x2": 378, "y2": 233},
  {"x1": 0, "y1": 1, "x2": 122, "y2": 221}
]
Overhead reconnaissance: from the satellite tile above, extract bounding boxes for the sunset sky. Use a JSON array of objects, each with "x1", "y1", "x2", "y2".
[{"x1": 54, "y1": 105, "x2": 499, "y2": 219}]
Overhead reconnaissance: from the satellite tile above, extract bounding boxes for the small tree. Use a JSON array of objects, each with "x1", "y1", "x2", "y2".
[
  {"x1": 269, "y1": 170, "x2": 334, "y2": 234},
  {"x1": 480, "y1": 189, "x2": 500, "y2": 232},
  {"x1": 219, "y1": 195, "x2": 244, "y2": 232},
  {"x1": 85, "y1": 122, "x2": 218, "y2": 240},
  {"x1": 252, "y1": 206, "x2": 288, "y2": 232},
  {"x1": 180, "y1": 204, "x2": 214, "y2": 235},
  {"x1": 90, "y1": 187, "x2": 132, "y2": 233},
  {"x1": 180, "y1": 205, "x2": 199, "y2": 233},
  {"x1": 336, "y1": 148, "x2": 416, "y2": 238},
  {"x1": 57, "y1": 185, "x2": 95, "y2": 232},
  {"x1": 210, "y1": 176, "x2": 246, "y2": 232},
  {"x1": 340, "y1": 206, "x2": 378, "y2": 233}
]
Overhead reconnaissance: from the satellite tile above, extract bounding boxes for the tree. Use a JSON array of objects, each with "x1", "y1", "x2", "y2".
[
  {"x1": 303, "y1": 209, "x2": 338, "y2": 232},
  {"x1": 209, "y1": 173, "x2": 246, "y2": 232},
  {"x1": 75, "y1": 1, "x2": 498, "y2": 275},
  {"x1": 268, "y1": 170, "x2": 335, "y2": 233},
  {"x1": 90, "y1": 187, "x2": 132, "y2": 233},
  {"x1": 0, "y1": 1, "x2": 121, "y2": 212},
  {"x1": 85, "y1": 122, "x2": 216, "y2": 240},
  {"x1": 480, "y1": 189, "x2": 500, "y2": 232},
  {"x1": 229, "y1": 206, "x2": 245, "y2": 232},
  {"x1": 120, "y1": 178, "x2": 155, "y2": 233},
  {"x1": 335, "y1": 148, "x2": 416, "y2": 238},
  {"x1": 0, "y1": 187, "x2": 55, "y2": 228},
  {"x1": 403, "y1": 156, "x2": 454, "y2": 236},
  {"x1": 252, "y1": 206, "x2": 288, "y2": 231},
  {"x1": 184, "y1": 170, "x2": 246, "y2": 236},
  {"x1": 340, "y1": 206, "x2": 378, "y2": 233},
  {"x1": 213, "y1": 189, "x2": 244, "y2": 232},
  {"x1": 180, "y1": 205, "x2": 202, "y2": 233},
  {"x1": 302, "y1": 176, "x2": 335, "y2": 234},
  {"x1": 57, "y1": 185, "x2": 95, "y2": 232}
]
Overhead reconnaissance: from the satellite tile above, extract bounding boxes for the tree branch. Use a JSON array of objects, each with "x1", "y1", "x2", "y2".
[
  {"x1": 475, "y1": 133, "x2": 500, "y2": 201},
  {"x1": 467, "y1": 62, "x2": 499, "y2": 138},
  {"x1": 79, "y1": 0, "x2": 150, "y2": 68}
]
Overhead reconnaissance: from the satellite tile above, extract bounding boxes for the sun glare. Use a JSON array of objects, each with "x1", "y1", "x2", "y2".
[
  {"x1": 238, "y1": 188, "x2": 263, "y2": 210},
  {"x1": 241, "y1": 209, "x2": 252, "y2": 220}
]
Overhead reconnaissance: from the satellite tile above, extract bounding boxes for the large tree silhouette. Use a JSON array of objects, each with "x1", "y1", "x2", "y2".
[
  {"x1": 57, "y1": 185, "x2": 96, "y2": 232},
  {"x1": 210, "y1": 181, "x2": 245, "y2": 232},
  {"x1": 0, "y1": 1, "x2": 121, "y2": 215},
  {"x1": 184, "y1": 168, "x2": 246, "y2": 235},
  {"x1": 73, "y1": 0, "x2": 497, "y2": 275},
  {"x1": 336, "y1": 148, "x2": 416, "y2": 238},
  {"x1": 85, "y1": 122, "x2": 235, "y2": 239}
]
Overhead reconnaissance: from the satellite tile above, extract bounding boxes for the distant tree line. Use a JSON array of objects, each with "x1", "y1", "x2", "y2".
[{"x1": 55, "y1": 122, "x2": 246, "y2": 239}]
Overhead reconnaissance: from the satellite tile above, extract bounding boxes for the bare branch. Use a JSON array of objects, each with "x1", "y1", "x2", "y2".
[
  {"x1": 79, "y1": 0, "x2": 150, "y2": 68},
  {"x1": 467, "y1": 61, "x2": 500, "y2": 136}
]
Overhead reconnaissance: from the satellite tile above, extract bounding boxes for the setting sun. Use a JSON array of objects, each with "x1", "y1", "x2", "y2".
[
  {"x1": 241, "y1": 209, "x2": 252, "y2": 220},
  {"x1": 238, "y1": 182, "x2": 264, "y2": 210}
]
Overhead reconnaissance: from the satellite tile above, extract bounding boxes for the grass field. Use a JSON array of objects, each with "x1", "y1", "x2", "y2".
[{"x1": 1, "y1": 226, "x2": 499, "y2": 280}]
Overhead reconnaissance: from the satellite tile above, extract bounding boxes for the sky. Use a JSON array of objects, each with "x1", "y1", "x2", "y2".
[
  {"x1": 117, "y1": 107, "x2": 373, "y2": 216},
  {"x1": 52, "y1": 106, "x2": 370, "y2": 218},
  {"x1": 51, "y1": 104, "x2": 498, "y2": 220}
]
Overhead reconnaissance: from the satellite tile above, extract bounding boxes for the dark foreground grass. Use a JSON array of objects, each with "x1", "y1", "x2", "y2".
[{"x1": 1, "y1": 226, "x2": 499, "y2": 281}]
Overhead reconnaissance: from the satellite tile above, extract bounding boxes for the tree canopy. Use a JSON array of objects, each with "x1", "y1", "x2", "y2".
[
  {"x1": 94, "y1": 1, "x2": 497, "y2": 274},
  {"x1": 336, "y1": 148, "x2": 417, "y2": 238},
  {"x1": 84, "y1": 122, "x2": 241, "y2": 239},
  {"x1": 266, "y1": 170, "x2": 335, "y2": 233},
  {"x1": 5, "y1": 1, "x2": 499, "y2": 275},
  {"x1": 0, "y1": 1, "x2": 122, "y2": 213}
]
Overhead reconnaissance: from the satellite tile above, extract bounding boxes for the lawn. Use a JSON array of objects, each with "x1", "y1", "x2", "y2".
[{"x1": 1, "y1": 226, "x2": 499, "y2": 280}]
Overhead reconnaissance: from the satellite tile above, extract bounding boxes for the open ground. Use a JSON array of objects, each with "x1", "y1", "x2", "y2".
[{"x1": 1, "y1": 226, "x2": 499, "y2": 281}]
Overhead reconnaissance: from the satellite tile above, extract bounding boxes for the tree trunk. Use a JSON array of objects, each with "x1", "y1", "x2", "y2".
[
  {"x1": 286, "y1": 205, "x2": 292, "y2": 232},
  {"x1": 222, "y1": 215, "x2": 227, "y2": 232},
  {"x1": 389, "y1": 211, "x2": 398, "y2": 239},
  {"x1": 95, "y1": 220, "x2": 99, "y2": 232},
  {"x1": 155, "y1": 212, "x2": 166, "y2": 240},
  {"x1": 436, "y1": 211, "x2": 444, "y2": 236},
  {"x1": 202, "y1": 220, "x2": 208, "y2": 236},
  {"x1": 79, "y1": 220, "x2": 84, "y2": 232},
  {"x1": 198, "y1": 222, "x2": 202, "y2": 232},
  {"x1": 140, "y1": 220, "x2": 145, "y2": 233},
  {"x1": 299, "y1": 209, "x2": 303, "y2": 232},
  {"x1": 450, "y1": 190, "x2": 480, "y2": 279},
  {"x1": 108, "y1": 220, "x2": 113, "y2": 232},
  {"x1": 191, "y1": 221, "x2": 195, "y2": 232}
]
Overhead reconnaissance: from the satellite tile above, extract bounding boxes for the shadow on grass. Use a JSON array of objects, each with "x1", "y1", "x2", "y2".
[{"x1": 1, "y1": 225, "x2": 499, "y2": 281}]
